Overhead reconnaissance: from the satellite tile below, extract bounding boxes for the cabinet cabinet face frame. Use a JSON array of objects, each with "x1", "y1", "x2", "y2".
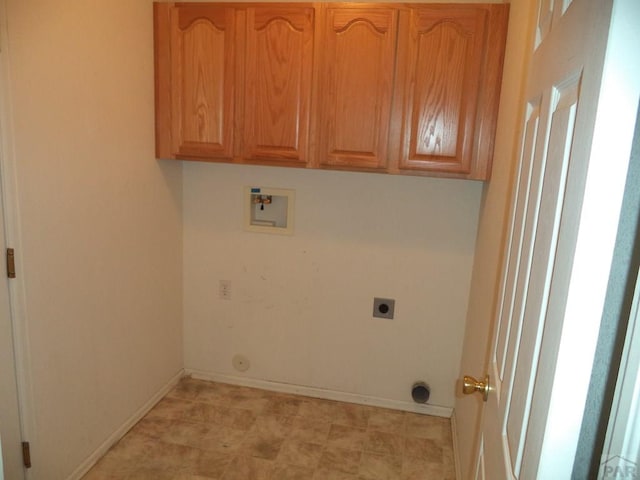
[{"x1": 317, "y1": 5, "x2": 398, "y2": 170}]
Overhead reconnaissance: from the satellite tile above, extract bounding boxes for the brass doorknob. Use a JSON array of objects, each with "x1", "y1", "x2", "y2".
[{"x1": 462, "y1": 375, "x2": 490, "y2": 402}]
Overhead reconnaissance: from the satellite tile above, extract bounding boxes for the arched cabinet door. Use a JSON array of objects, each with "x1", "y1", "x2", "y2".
[
  {"x1": 394, "y1": 4, "x2": 508, "y2": 179},
  {"x1": 316, "y1": 6, "x2": 398, "y2": 171},
  {"x1": 242, "y1": 7, "x2": 314, "y2": 166},
  {"x1": 156, "y1": 3, "x2": 236, "y2": 160}
]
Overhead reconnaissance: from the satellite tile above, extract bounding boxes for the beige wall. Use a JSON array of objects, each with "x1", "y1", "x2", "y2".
[
  {"x1": 183, "y1": 164, "x2": 482, "y2": 410},
  {"x1": 5, "y1": 0, "x2": 183, "y2": 478},
  {"x1": 1, "y1": 0, "x2": 520, "y2": 477}
]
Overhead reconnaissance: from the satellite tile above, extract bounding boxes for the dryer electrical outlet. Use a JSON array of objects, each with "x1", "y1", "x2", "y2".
[{"x1": 373, "y1": 298, "x2": 395, "y2": 319}]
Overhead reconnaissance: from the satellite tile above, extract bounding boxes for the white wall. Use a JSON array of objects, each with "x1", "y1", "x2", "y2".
[
  {"x1": 183, "y1": 164, "x2": 482, "y2": 410},
  {"x1": 4, "y1": 1, "x2": 183, "y2": 478},
  {"x1": 180, "y1": 0, "x2": 498, "y2": 414}
]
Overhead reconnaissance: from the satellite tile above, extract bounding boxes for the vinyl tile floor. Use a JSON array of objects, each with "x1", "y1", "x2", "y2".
[{"x1": 82, "y1": 377, "x2": 456, "y2": 480}]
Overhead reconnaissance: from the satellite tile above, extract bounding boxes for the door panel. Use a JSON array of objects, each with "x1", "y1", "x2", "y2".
[
  {"x1": 536, "y1": 0, "x2": 553, "y2": 48},
  {"x1": 495, "y1": 101, "x2": 541, "y2": 383},
  {"x1": 505, "y1": 76, "x2": 579, "y2": 476}
]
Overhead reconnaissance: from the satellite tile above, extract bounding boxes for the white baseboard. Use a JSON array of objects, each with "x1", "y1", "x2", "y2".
[
  {"x1": 185, "y1": 368, "x2": 453, "y2": 418},
  {"x1": 450, "y1": 409, "x2": 462, "y2": 480},
  {"x1": 66, "y1": 369, "x2": 184, "y2": 480}
]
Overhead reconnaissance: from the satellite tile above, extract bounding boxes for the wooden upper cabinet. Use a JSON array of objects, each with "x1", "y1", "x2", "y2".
[
  {"x1": 154, "y1": 3, "x2": 509, "y2": 180},
  {"x1": 393, "y1": 4, "x2": 509, "y2": 179},
  {"x1": 242, "y1": 7, "x2": 314, "y2": 165},
  {"x1": 316, "y1": 6, "x2": 398, "y2": 170},
  {"x1": 155, "y1": 3, "x2": 236, "y2": 160}
]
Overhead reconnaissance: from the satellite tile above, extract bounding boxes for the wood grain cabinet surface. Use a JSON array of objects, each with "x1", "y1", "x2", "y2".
[
  {"x1": 155, "y1": 3, "x2": 236, "y2": 160},
  {"x1": 390, "y1": 4, "x2": 509, "y2": 179},
  {"x1": 315, "y1": 5, "x2": 398, "y2": 171},
  {"x1": 242, "y1": 6, "x2": 314, "y2": 165},
  {"x1": 154, "y1": 2, "x2": 509, "y2": 180}
]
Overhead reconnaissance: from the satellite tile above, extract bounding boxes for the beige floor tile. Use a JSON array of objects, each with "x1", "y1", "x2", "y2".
[
  {"x1": 172, "y1": 474, "x2": 219, "y2": 480},
  {"x1": 224, "y1": 407, "x2": 258, "y2": 431},
  {"x1": 250, "y1": 413, "x2": 294, "y2": 436},
  {"x1": 311, "y1": 466, "x2": 359, "y2": 480},
  {"x1": 198, "y1": 426, "x2": 247, "y2": 453},
  {"x1": 182, "y1": 449, "x2": 233, "y2": 478},
  {"x1": 182, "y1": 402, "x2": 224, "y2": 424},
  {"x1": 159, "y1": 419, "x2": 213, "y2": 447},
  {"x1": 167, "y1": 377, "x2": 208, "y2": 400},
  {"x1": 81, "y1": 470, "x2": 122, "y2": 480},
  {"x1": 263, "y1": 395, "x2": 303, "y2": 416},
  {"x1": 330, "y1": 402, "x2": 371, "y2": 428},
  {"x1": 270, "y1": 463, "x2": 315, "y2": 480},
  {"x1": 225, "y1": 386, "x2": 271, "y2": 412},
  {"x1": 146, "y1": 396, "x2": 189, "y2": 420},
  {"x1": 220, "y1": 455, "x2": 274, "y2": 480},
  {"x1": 142, "y1": 441, "x2": 201, "y2": 472},
  {"x1": 183, "y1": 403, "x2": 256, "y2": 431},
  {"x1": 194, "y1": 384, "x2": 233, "y2": 407},
  {"x1": 403, "y1": 437, "x2": 443, "y2": 463},
  {"x1": 126, "y1": 467, "x2": 189, "y2": 479},
  {"x1": 108, "y1": 432, "x2": 157, "y2": 461},
  {"x1": 227, "y1": 395, "x2": 270, "y2": 413},
  {"x1": 128, "y1": 416, "x2": 174, "y2": 438},
  {"x1": 242, "y1": 432, "x2": 285, "y2": 460},
  {"x1": 298, "y1": 397, "x2": 339, "y2": 422},
  {"x1": 327, "y1": 424, "x2": 368, "y2": 450},
  {"x1": 403, "y1": 413, "x2": 449, "y2": 441},
  {"x1": 289, "y1": 417, "x2": 331, "y2": 444},
  {"x1": 276, "y1": 439, "x2": 324, "y2": 468},
  {"x1": 359, "y1": 452, "x2": 403, "y2": 480},
  {"x1": 85, "y1": 453, "x2": 140, "y2": 477},
  {"x1": 442, "y1": 444, "x2": 455, "y2": 464},
  {"x1": 368, "y1": 409, "x2": 406, "y2": 435},
  {"x1": 318, "y1": 447, "x2": 362, "y2": 475},
  {"x1": 401, "y1": 457, "x2": 456, "y2": 480},
  {"x1": 365, "y1": 431, "x2": 404, "y2": 457}
]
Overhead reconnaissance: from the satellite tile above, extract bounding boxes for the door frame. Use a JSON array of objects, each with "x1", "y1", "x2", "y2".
[{"x1": 0, "y1": 0, "x2": 35, "y2": 477}]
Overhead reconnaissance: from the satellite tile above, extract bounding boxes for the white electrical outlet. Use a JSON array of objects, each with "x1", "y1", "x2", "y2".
[{"x1": 219, "y1": 280, "x2": 231, "y2": 300}]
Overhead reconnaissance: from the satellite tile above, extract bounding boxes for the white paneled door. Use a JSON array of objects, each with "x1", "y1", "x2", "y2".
[{"x1": 473, "y1": 0, "x2": 640, "y2": 478}]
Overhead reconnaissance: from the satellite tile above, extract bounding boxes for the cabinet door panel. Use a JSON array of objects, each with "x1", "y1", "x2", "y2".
[
  {"x1": 244, "y1": 7, "x2": 314, "y2": 164},
  {"x1": 319, "y1": 7, "x2": 397, "y2": 169},
  {"x1": 170, "y1": 5, "x2": 235, "y2": 159},
  {"x1": 400, "y1": 6, "x2": 487, "y2": 174}
]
